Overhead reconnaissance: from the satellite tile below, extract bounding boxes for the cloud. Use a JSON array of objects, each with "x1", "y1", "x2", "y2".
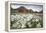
[{"x1": 11, "y1": 4, "x2": 43, "y2": 12}]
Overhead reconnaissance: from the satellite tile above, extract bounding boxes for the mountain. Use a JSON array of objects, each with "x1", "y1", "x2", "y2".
[{"x1": 11, "y1": 6, "x2": 43, "y2": 14}]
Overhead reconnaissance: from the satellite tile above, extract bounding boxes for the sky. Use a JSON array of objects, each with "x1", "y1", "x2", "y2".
[{"x1": 11, "y1": 4, "x2": 43, "y2": 12}]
